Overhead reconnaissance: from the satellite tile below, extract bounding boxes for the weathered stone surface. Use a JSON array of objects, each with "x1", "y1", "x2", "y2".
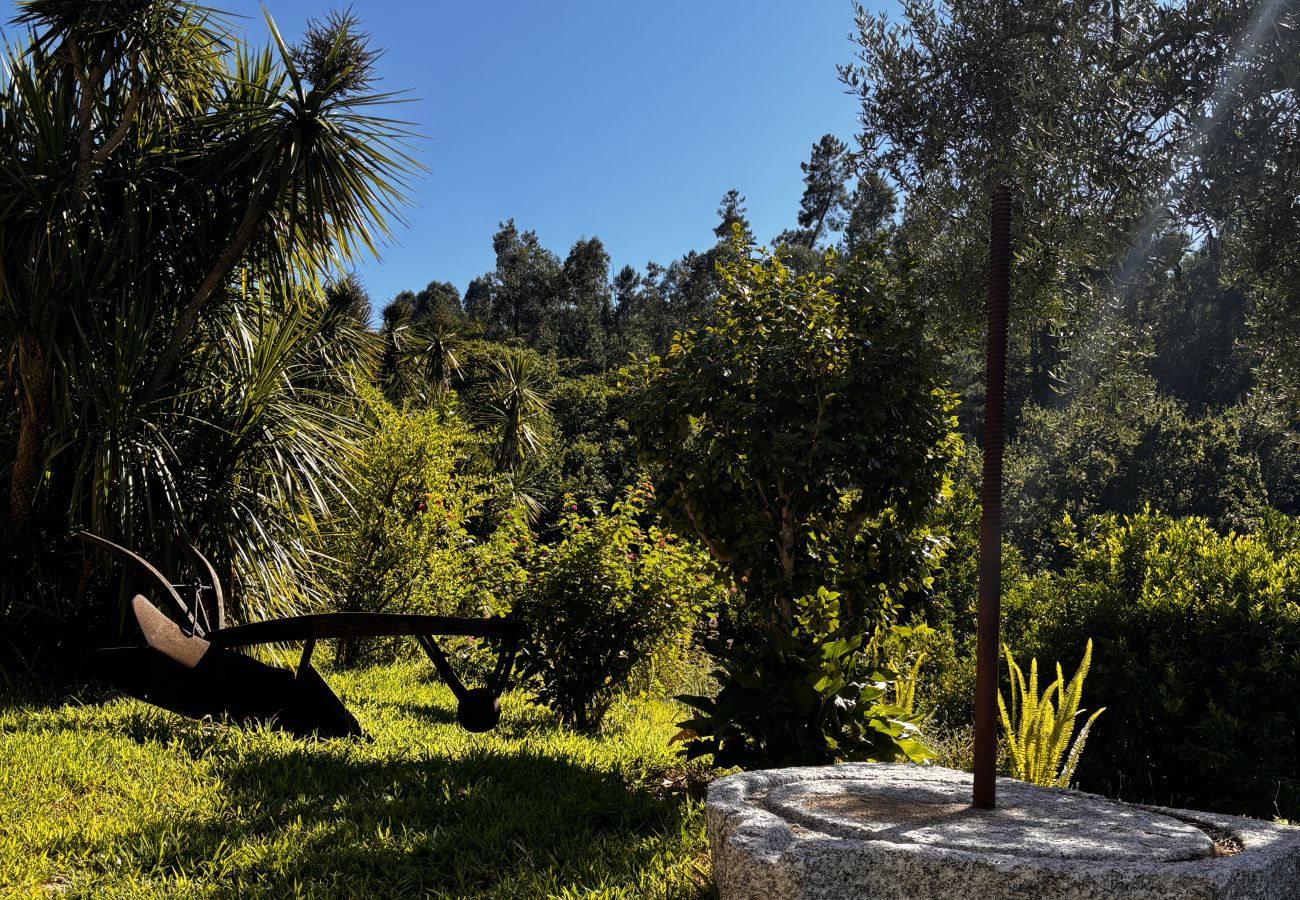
[{"x1": 708, "y1": 763, "x2": 1300, "y2": 899}]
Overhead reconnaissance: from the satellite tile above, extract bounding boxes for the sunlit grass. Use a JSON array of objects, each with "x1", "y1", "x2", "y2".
[{"x1": 0, "y1": 661, "x2": 714, "y2": 899}]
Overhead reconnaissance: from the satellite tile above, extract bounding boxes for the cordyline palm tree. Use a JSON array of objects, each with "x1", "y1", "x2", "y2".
[
  {"x1": 475, "y1": 349, "x2": 551, "y2": 521},
  {"x1": 375, "y1": 295, "x2": 462, "y2": 406},
  {"x1": 419, "y1": 316, "x2": 462, "y2": 400},
  {"x1": 0, "y1": 0, "x2": 421, "y2": 667},
  {"x1": 482, "y1": 350, "x2": 550, "y2": 475}
]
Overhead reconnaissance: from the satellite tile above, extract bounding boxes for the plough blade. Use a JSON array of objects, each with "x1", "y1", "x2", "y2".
[{"x1": 86, "y1": 596, "x2": 361, "y2": 739}]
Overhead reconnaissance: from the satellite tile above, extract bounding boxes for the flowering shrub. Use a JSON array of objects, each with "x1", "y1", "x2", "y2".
[{"x1": 513, "y1": 481, "x2": 726, "y2": 729}]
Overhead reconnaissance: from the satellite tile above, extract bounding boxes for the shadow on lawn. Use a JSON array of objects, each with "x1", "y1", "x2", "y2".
[
  {"x1": 357, "y1": 696, "x2": 462, "y2": 727},
  {"x1": 159, "y1": 746, "x2": 706, "y2": 898},
  {"x1": 37, "y1": 700, "x2": 712, "y2": 899}
]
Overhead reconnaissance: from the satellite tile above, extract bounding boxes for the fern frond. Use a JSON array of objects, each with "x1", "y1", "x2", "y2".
[{"x1": 999, "y1": 639, "x2": 1105, "y2": 788}]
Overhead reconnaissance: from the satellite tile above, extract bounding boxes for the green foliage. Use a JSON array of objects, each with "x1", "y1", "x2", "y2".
[
  {"x1": 0, "y1": 1, "x2": 420, "y2": 667},
  {"x1": 557, "y1": 236, "x2": 615, "y2": 370},
  {"x1": 475, "y1": 219, "x2": 566, "y2": 348},
  {"x1": 906, "y1": 449, "x2": 1035, "y2": 727},
  {"x1": 323, "y1": 395, "x2": 489, "y2": 663},
  {"x1": 877, "y1": 623, "x2": 935, "y2": 716},
  {"x1": 548, "y1": 371, "x2": 642, "y2": 509},
  {"x1": 634, "y1": 236, "x2": 954, "y2": 769},
  {"x1": 840, "y1": 0, "x2": 1300, "y2": 509},
  {"x1": 1008, "y1": 511, "x2": 1300, "y2": 818},
  {"x1": 714, "y1": 190, "x2": 754, "y2": 242},
  {"x1": 795, "y1": 133, "x2": 853, "y2": 247},
  {"x1": 998, "y1": 640, "x2": 1105, "y2": 788},
  {"x1": 678, "y1": 588, "x2": 934, "y2": 769},
  {"x1": 634, "y1": 236, "x2": 958, "y2": 634},
  {"x1": 479, "y1": 350, "x2": 551, "y2": 472},
  {"x1": 840, "y1": 0, "x2": 1293, "y2": 346},
  {"x1": 1005, "y1": 369, "x2": 1270, "y2": 562},
  {"x1": 0, "y1": 663, "x2": 714, "y2": 898},
  {"x1": 375, "y1": 290, "x2": 465, "y2": 407},
  {"x1": 513, "y1": 483, "x2": 725, "y2": 730}
]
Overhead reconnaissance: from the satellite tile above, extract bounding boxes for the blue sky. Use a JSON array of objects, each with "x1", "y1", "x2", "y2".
[{"x1": 3, "y1": 1, "x2": 889, "y2": 307}]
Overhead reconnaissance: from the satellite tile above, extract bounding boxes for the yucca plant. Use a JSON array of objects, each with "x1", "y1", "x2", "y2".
[{"x1": 997, "y1": 639, "x2": 1105, "y2": 788}]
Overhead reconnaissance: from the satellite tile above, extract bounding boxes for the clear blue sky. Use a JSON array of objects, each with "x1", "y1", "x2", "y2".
[{"x1": 3, "y1": 1, "x2": 891, "y2": 307}]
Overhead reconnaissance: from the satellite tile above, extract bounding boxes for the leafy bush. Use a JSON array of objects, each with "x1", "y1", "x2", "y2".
[
  {"x1": 633, "y1": 237, "x2": 956, "y2": 767},
  {"x1": 1005, "y1": 370, "x2": 1269, "y2": 564},
  {"x1": 1009, "y1": 511, "x2": 1300, "y2": 818},
  {"x1": 877, "y1": 623, "x2": 936, "y2": 715},
  {"x1": 632, "y1": 238, "x2": 958, "y2": 635},
  {"x1": 512, "y1": 482, "x2": 725, "y2": 730},
  {"x1": 324, "y1": 395, "x2": 492, "y2": 663},
  {"x1": 548, "y1": 371, "x2": 641, "y2": 509},
  {"x1": 678, "y1": 588, "x2": 933, "y2": 768}
]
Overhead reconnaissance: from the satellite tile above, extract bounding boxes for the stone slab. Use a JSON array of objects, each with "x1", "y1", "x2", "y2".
[{"x1": 708, "y1": 763, "x2": 1300, "y2": 899}]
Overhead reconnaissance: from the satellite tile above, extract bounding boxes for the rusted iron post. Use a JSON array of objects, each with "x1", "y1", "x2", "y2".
[{"x1": 972, "y1": 184, "x2": 1012, "y2": 809}]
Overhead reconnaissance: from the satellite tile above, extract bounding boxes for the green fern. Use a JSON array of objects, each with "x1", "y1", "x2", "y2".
[
  {"x1": 997, "y1": 639, "x2": 1105, "y2": 788},
  {"x1": 894, "y1": 648, "x2": 927, "y2": 715}
]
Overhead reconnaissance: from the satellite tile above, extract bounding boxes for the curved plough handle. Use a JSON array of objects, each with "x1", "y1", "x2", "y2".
[
  {"x1": 76, "y1": 532, "x2": 201, "y2": 635},
  {"x1": 180, "y1": 541, "x2": 225, "y2": 632}
]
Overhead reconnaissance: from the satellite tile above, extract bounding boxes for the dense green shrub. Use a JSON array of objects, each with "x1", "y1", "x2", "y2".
[
  {"x1": 512, "y1": 482, "x2": 726, "y2": 729},
  {"x1": 1008, "y1": 511, "x2": 1300, "y2": 818},
  {"x1": 1005, "y1": 371, "x2": 1269, "y2": 564},
  {"x1": 633, "y1": 240, "x2": 958, "y2": 633},
  {"x1": 632, "y1": 238, "x2": 957, "y2": 767},
  {"x1": 679, "y1": 588, "x2": 933, "y2": 768},
  {"x1": 324, "y1": 395, "x2": 495, "y2": 663},
  {"x1": 548, "y1": 371, "x2": 641, "y2": 507}
]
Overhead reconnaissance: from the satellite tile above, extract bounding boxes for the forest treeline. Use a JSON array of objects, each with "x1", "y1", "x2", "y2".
[{"x1": 379, "y1": 113, "x2": 1300, "y2": 566}]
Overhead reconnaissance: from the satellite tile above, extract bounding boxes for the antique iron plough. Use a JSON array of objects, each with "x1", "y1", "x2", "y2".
[{"x1": 79, "y1": 533, "x2": 525, "y2": 738}]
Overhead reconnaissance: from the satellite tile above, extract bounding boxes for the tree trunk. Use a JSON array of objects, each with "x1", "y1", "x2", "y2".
[
  {"x1": 141, "y1": 177, "x2": 281, "y2": 405},
  {"x1": 10, "y1": 334, "x2": 50, "y2": 527}
]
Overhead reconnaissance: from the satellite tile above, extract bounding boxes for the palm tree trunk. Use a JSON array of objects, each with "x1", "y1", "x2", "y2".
[
  {"x1": 10, "y1": 334, "x2": 50, "y2": 526},
  {"x1": 140, "y1": 177, "x2": 282, "y2": 405}
]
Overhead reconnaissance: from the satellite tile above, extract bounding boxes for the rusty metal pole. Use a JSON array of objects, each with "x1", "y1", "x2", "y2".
[{"x1": 972, "y1": 184, "x2": 1012, "y2": 809}]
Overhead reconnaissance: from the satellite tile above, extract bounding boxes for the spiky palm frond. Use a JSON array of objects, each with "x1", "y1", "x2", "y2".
[
  {"x1": 373, "y1": 298, "x2": 464, "y2": 406},
  {"x1": 477, "y1": 349, "x2": 551, "y2": 474},
  {"x1": 0, "y1": 4, "x2": 422, "y2": 668},
  {"x1": 183, "y1": 299, "x2": 363, "y2": 620},
  {"x1": 419, "y1": 318, "x2": 462, "y2": 397}
]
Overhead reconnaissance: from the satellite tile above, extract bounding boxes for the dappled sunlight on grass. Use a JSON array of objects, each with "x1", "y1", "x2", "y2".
[{"x1": 0, "y1": 661, "x2": 714, "y2": 899}]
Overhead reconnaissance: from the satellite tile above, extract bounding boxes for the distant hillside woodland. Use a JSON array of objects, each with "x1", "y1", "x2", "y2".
[{"x1": 1, "y1": 0, "x2": 1299, "y2": 819}]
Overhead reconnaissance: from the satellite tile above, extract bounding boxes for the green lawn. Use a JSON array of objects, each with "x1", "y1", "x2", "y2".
[{"x1": 0, "y1": 661, "x2": 714, "y2": 899}]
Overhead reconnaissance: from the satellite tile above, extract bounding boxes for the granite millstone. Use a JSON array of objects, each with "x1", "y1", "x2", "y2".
[{"x1": 707, "y1": 763, "x2": 1300, "y2": 899}]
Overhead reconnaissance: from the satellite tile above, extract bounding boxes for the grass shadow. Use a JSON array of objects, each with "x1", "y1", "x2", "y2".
[{"x1": 24, "y1": 690, "x2": 713, "y2": 899}]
